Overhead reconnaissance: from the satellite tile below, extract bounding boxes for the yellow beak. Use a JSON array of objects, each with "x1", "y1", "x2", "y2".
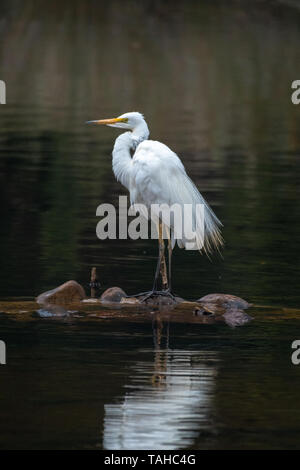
[{"x1": 86, "y1": 117, "x2": 128, "y2": 125}]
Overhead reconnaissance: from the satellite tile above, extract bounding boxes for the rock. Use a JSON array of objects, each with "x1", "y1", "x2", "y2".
[
  {"x1": 100, "y1": 287, "x2": 127, "y2": 303},
  {"x1": 223, "y1": 308, "x2": 253, "y2": 327},
  {"x1": 36, "y1": 280, "x2": 86, "y2": 306},
  {"x1": 198, "y1": 293, "x2": 251, "y2": 310}
]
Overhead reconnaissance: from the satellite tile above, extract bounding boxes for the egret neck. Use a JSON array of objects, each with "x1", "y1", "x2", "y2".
[{"x1": 112, "y1": 120, "x2": 149, "y2": 190}]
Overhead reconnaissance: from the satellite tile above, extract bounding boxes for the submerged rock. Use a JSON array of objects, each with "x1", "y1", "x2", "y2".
[
  {"x1": 223, "y1": 308, "x2": 253, "y2": 327},
  {"x1": 36, "y1": 304, "x2": 70, "y2": 318},
  {"x1": 36, "y1": 280, "x2": 86, "y2": 306},
  {"x1": 196, "y1": 293, "x2": 252, "y2": 327},
  {"x1": 100, "y1": 287, "x2": 127, "y2": 303},
  {"x1": 193, "y1": 304, "x2": 252, "y2": 327}
]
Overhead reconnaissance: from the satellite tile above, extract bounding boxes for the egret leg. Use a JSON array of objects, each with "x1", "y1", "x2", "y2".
[
  {"x1": 166, "y1": 227, "x2": 173, "y2": 292},
  {"x1": 159, "y1": 224, "x2": 168, "y2": 291},
  {"x1": 152, "y1": 221, "x2": 166, "y2": 291},
  {"x1": 131, "y1": 221, "x2": 164, "y2": 298},
  {"x1": 160, "y1": 227, "x2": 178, "y2": 301},
  {"x1": 128, "y1": 222, "x2": 177, "y2": 303}
]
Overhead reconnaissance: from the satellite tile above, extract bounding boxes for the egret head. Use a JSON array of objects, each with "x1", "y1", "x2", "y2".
[{"x1": 86, "y1": 112, "x2": 146, "y2": 131}]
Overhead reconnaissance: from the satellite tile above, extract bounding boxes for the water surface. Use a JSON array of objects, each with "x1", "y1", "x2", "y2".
[
  {"x1": 0, "y1": 306, "x2": 300, "y2": 450},
  {"x1": 0, "y1": 0, "x2": 300, "y2": 450}
]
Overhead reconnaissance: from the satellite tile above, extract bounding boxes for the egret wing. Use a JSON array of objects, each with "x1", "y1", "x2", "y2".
[{"x1": 130, "y1": 140, "x2": 223, "y2": 254}]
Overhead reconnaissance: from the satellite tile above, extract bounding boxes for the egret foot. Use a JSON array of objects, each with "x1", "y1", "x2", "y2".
[{"x1": 127, "y1": 289, "x2": 179, "y2": 304}]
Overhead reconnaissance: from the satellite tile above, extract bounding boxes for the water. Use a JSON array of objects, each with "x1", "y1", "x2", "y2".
[
  {"x1": 0, "y1": 309, "x2": 300, "y2": 450},
  {"x1": 0, "y1": 0, "x2": 300, "y2": 450}
]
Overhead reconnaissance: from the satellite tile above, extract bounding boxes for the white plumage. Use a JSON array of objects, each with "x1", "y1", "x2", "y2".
[
  {"x1": 87, "y1": 111, "x2": 223, "y2": 293},
  {"x1": 109, "y1": 113, "x2": 223, "y2": 254}
]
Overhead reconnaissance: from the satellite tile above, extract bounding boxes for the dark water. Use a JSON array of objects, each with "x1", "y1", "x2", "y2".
[
  {"x1": 0, "y1": 0, "x2": 300, "y2": 450},
  {"x1": 1, "y1": 309, "x2": 300, "y2": 450}
]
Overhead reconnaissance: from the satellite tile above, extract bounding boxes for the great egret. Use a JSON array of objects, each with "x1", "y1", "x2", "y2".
[{"x1": 87, "y1": 112, "x2": 223, "y2": 299}]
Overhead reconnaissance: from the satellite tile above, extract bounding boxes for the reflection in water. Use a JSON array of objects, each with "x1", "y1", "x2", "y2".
[{"x1": 103, "y1": 317, "x2": 218, "y2": 450}]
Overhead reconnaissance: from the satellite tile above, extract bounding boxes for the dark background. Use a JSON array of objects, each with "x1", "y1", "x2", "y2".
[
  {"x1": 0, "y1": 0, "x2": 300, "y2": 305},
  {"x1": 1, "y1": 0, "x2": 300, "y2": 451}
]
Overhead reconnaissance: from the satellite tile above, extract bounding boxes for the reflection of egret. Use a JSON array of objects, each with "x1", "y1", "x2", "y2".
[
  {"x1": 87, "y1": 112, "x2": 223, "y2": 298},
  {"x1": 103, "y1": 316, "x2": 218, "y2": 450},
  {"x1": 151, "y1": 314, "x2": 169, "y2": 386}
]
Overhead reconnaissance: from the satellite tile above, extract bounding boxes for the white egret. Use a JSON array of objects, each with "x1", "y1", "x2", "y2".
[{"x1": 87, "y1": 112, "x2": 223, "y2": 300}]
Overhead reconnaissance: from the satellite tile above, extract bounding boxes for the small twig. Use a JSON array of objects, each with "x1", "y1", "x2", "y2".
[{"x1": 90, "y1": 267, "x2": 100, "y2": 298}]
